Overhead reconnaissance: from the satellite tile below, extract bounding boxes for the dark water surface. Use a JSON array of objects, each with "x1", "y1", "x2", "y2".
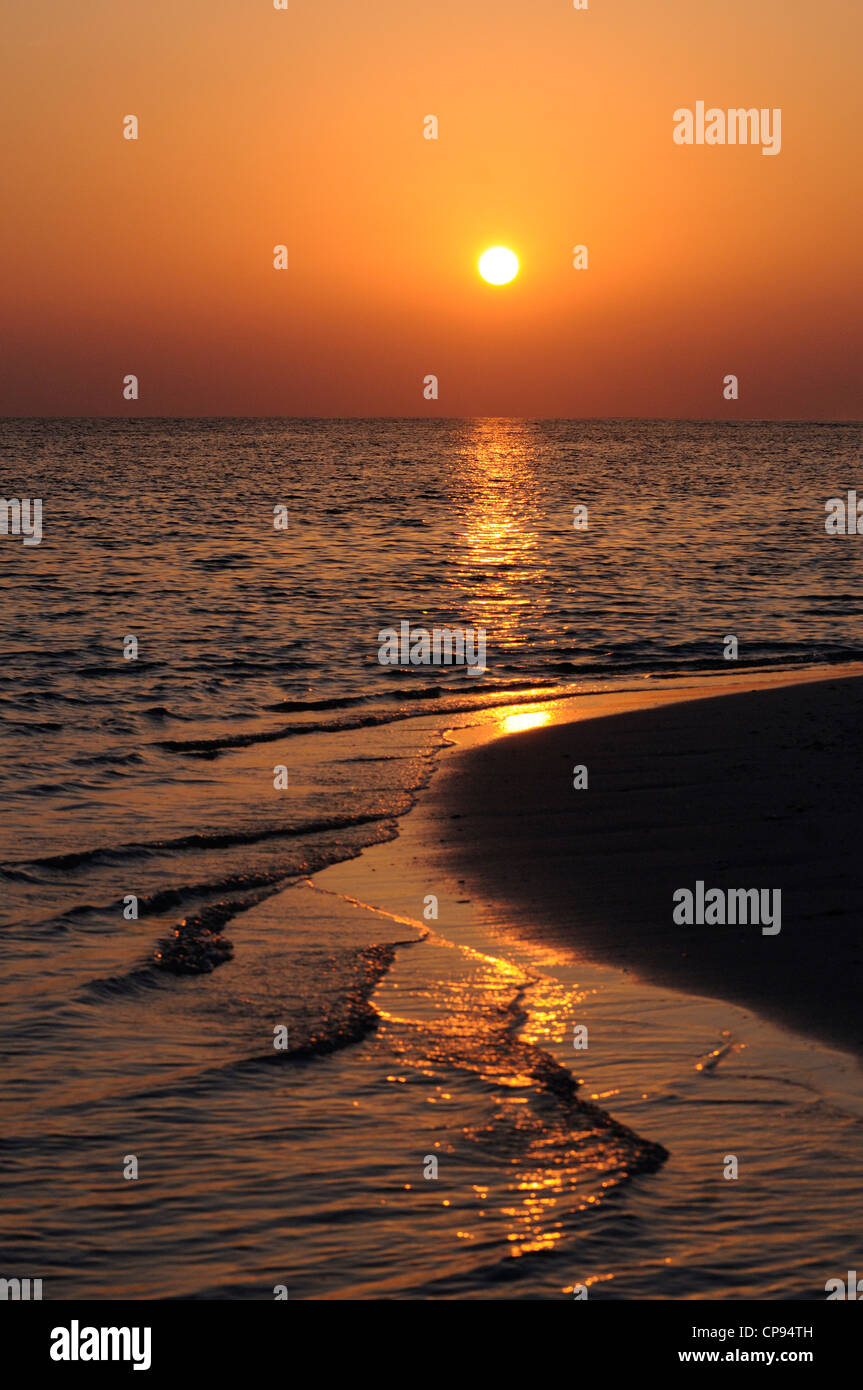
[{"x1": 1, "y1": 418, "x2": 861, "y2": 1296}]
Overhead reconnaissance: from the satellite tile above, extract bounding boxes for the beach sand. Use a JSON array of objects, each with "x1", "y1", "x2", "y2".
[
  {"x1": 433, "y1": 669, "x2": 863, "y2": 1059},
  {"x1": 303, "y1": 665, "x2": 863, "y2": 1295}
]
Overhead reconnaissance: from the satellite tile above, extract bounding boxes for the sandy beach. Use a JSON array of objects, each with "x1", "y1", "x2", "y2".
[
  {"x1": 301, "y1": 665, "x2": 863, "y2": 1296},
  {"x1": 7, "y1": 649, "x2": 863, "y2": 1298},
  {"x1": 428, "y1": 669, "x2": 863, "y2": 1059}
]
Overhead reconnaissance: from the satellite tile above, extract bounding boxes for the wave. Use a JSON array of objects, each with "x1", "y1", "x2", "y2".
[
  {"x1": 80, "y1": 886, "x2": 289, "y2": 996},
  {"x1": 80, "y1": 937, "x2": 411, "y2": 1070},
  {"x1": 155, "y1": 710, "x2": 404, "y2": 754},
  {"x1": 262, "y1": 677, "x2": 554, "y2": 714},
  {"x1": 9, "y1": 810, "x2": 400, "y2": 873},
  {"x1": 154, "y1": 652, "x2": 863, "y2": 759},
  {"x1": 156, "y1": 684, "x2": 566, "y2": 756},
  {"x1": 15, "y1": 868, "x2": 300, "y2": 935}
]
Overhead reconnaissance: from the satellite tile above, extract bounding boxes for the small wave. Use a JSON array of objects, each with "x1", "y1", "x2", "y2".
[
  {"x1": 82, "y1": 967, "x2": 168, "y2": 1000},
  {"x1": 18, "y1": 869, "x2": 298, "y2": 934},
  {"x1": 81, "y1": 889, "x2": 283, "y2": 996},
  {"x1": 11, "y1": 811, "x2": 397, "y2": 873},
  {"x1": 158, "y1": 683, "x2": 567, "y2": 756},
  {"x1": 79, "y1": 941, "x2": 411, "y2": 1093},
  {"x1": 262, "y1": 677, "x2": 552, "y2": 714},
  {"x1": 143, "y1": 705, "x2": 195, "y2": 721},
  {"x1": 276, "y1": 943, "x2": 398, "y2": 1058},
  {"x1": 155, "y1": 711, "x2": 401, "y2": 754}
]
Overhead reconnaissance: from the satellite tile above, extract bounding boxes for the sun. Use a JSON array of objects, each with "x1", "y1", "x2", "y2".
[{"x1": 478, "y1": 246, "x2": 519, "y2": 286}]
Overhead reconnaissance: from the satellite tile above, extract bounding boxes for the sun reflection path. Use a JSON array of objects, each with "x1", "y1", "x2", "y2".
[{"x1": 457, "y1": 420, "x2": 550, "y2": 648}]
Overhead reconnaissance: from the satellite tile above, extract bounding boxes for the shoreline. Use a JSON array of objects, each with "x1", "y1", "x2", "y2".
[
  {"x1": 432, "y1": 666, "x2": 863, "y2": 1061},
  {"x1": 312, "y1": 660, "x2": 863, "y2": 1066},
  {"x1": 303, "y1": 662, "x2": 863, "y2": 1296}
]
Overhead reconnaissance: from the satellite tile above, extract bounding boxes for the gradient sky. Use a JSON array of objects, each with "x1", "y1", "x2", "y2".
[{"x1": 2, "y1": 0, "x2": 862, "y2": 417}]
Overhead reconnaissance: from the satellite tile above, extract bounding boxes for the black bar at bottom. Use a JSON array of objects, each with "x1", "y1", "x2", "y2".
[{"x1": 3, "y1": 1298, "x2": 855, "y2": 1377}]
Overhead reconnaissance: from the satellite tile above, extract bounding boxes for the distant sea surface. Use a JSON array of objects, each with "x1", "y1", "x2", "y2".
[{"x1": 1, "y1": 418, "x2": 862, "y2": 1297}]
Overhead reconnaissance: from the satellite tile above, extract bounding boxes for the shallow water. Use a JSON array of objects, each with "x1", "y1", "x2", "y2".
[
  {"x1": 303, "y1": 714, "x2": 863, "y2": 1300},
  {"x1": 1, "y1": 418, "x2": 862, "y2": 1297}
]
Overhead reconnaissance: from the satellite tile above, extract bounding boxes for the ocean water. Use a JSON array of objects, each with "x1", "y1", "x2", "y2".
[{"x1": 1, "y1": 417, "x2": 862, "y2": 1298}]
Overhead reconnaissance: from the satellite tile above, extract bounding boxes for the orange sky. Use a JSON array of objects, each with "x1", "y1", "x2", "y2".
[{"x1": 2, "y1": 0, "x2": 861, "y2": 417}]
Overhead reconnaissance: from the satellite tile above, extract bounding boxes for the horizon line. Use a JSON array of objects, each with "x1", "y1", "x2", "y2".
[{"x1": 3, "y1": 415, "x2": 862, "y2": 426}]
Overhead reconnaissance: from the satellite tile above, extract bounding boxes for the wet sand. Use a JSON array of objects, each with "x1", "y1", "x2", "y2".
[
  {"x1": 435, "y1": 670, "x2": 863, "y2": 1058},
  {"x1": 308, "y1": 665, "x2": 863, "y2": 1296}
]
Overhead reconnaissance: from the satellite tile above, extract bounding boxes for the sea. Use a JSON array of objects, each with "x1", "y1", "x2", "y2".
[{"x1": 1, "y1": 417, "x2": 862, "y2": 1298}]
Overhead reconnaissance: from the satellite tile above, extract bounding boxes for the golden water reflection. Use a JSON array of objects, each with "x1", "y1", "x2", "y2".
[
  {"x1": 458, "y1": 419, "x2": 549, "y2": 646},
  {"x1": 500, "y1": 710, "x2": 551, "y2": 734},
  {"x1": 377, "y1": 924, "x2": 658, "y2": 1269}
]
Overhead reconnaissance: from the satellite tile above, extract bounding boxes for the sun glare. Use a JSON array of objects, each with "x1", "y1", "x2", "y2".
[
  {"x1": 500, "y1": 711, "x2": 551, "y2": 734},
  {"x1": 479, "y1": 247, "x2": 519, "y2": 285}
]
